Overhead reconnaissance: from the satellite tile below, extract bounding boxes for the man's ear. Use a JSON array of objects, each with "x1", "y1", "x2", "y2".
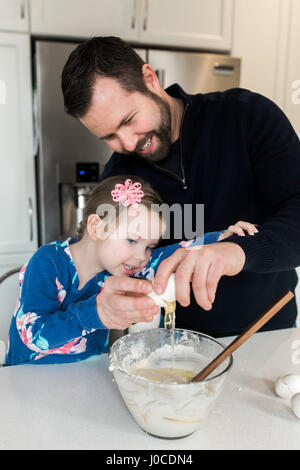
[
  {"x1": 86, "y1": 214, "x2": 102, "y2": 241},
  {"x1": 142, "y1": 63, "x2": 161, "y2": 93}
]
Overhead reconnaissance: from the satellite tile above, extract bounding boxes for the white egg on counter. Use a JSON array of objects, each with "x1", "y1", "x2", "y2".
[
  {"x1": 274, "y1": 374, "x2": 300, "y2": 399},
  {"x1": 147, "y1": 273, "x2": 176, "y2": 308},
  {"x1": 291, "y1": 393, "x2": 300, "y2": 420}
]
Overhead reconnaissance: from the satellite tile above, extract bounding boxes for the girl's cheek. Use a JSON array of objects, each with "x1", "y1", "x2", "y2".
[
  {"x1": 111, "y1": 242, "x2": 129, "y2": 260},
  {"x1": 144, "y1": 251, "x2": 152, "y2": 265}
]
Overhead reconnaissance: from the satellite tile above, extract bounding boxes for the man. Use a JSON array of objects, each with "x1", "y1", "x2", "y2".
[{"x1": 61, "y1": 36, "x2": 300, "y2": 337}]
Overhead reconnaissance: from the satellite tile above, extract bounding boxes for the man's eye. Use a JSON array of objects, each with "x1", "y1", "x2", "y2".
[
  {"x1": 128, "y1": 239, "x2": 137, "y2": 245},
  {"x1": 146, "y1": 246, "x2": 154, "y2": 251},
  {"x1": 125, "y1": 115, "x2": 134, "y2": 125}
]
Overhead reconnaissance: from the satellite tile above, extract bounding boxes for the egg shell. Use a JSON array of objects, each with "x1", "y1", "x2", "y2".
[
  {"x1": 274, "y1": 374, "x2": 300, "y2": 398},
  {"x1": 291, "y1": 393, "x2": 300, "y2": 420},
  {"x1": 147, "y1": 273, "x2": 176, "y2": 308}
]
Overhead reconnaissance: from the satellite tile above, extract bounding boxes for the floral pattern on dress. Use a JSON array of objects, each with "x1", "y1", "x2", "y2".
[
  {"x1": 15, "y1": 303, "x2": 88, "y2": 361},
  {"x1": 134, "y1": 252, "x2": 164, "y2": 281},
  {"x1": 16, "y1": 306, "x2": 44, "y2": 354},
  {"x1": 13, "y1": 255, "x2": 88, "y2": 361},
  {"x1": 19, "y1": 264, "x2": 26, "y2": 286},
  {"x1": 56, "y1": 278, "x2": 67, "y2": 306},
  {"x1": 34, "y1": 337, "x2": 87, "y2": 360},
  {"x1": 12, "y1": 265, "x2": 27, "y2": 318}
]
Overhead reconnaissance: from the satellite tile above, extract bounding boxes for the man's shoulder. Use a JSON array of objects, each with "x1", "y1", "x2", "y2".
[
  {"x1": 188, "y1": 87, "x2": 280, "y2": 124},
  {"x1": 192, "y1": 87, "x2": 258, "y2": 106},
  {"x1": 167, "y1": 83, "x2": 254, "y2": 105}
]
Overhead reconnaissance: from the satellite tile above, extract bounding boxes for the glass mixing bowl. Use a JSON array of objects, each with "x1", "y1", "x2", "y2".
[{"x1": 109, "y1": 328, "x2": 233, "y2": 439}]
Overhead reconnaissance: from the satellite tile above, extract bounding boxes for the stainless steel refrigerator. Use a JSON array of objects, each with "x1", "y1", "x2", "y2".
[{"x1": 34, "y1": 40, "x2": 241, "y2": 245}]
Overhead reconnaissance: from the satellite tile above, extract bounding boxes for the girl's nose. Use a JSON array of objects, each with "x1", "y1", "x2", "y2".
[{"x1": 133, "y1": 247, "x2": 147, "y2": 263}]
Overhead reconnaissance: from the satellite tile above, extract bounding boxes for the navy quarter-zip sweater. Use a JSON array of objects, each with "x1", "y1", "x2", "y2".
[{"x1": 99, "y1": 84, "x2": 300, "y2": 337}]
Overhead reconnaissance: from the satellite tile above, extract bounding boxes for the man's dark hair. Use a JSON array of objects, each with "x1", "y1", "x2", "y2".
[{"x1": 61, "y1": 36, "x2": 147, "y2": 118}]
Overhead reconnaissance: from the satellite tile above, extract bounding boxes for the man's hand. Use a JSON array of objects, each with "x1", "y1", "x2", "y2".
[
  {"x1": 153, "y1": 242, "x2": 246, "y2": 310},
  {"x1": 96, "y1": 276, "x2": 159, "y2": 329}
]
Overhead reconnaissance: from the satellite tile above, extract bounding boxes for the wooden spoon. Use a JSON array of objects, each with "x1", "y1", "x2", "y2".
[{"x1": 190, "y1": 290, "x2": 294, "y2": 383}]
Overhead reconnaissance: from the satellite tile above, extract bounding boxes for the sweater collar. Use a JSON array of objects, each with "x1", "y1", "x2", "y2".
[{"x1": 165, "y1": 83, "x2": 194, "y2": 107}]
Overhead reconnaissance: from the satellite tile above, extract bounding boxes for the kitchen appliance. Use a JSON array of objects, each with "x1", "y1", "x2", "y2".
[
  {"x1": 57, "y1": 161, "x2": 99, "y2": 239},
  {"x1": 34, "y1": 40, "x2": 240, "y2": 245}
]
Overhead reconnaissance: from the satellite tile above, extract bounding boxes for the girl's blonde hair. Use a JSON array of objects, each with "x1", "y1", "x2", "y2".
[{"x1": 77, "y1": 175, "x2": 163, "y2": 239}]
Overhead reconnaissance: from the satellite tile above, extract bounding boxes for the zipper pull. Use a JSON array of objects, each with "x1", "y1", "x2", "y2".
[{"x1": 182, "y1": 179, "x2": 187, "y2": 190}]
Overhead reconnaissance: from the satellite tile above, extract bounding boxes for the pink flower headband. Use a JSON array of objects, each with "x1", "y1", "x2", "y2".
[{"x1": 111, "y1": 179, "x2": 144, "y2": 208}]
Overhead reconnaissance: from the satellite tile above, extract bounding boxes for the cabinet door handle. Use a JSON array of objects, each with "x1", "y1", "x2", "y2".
[
  {"x1": 28, "y1": 197, "x2": 33, "y2": 242},
  {"x1": 213, "y1": 63, "x2": 235, "y2": 76},
  {"x1": 131, "y1": 0, "x2": 137, "y2": 29},
  {"x1": 20, "y1": 0, "x2": 25, "y2": 19},
  {"x1": 143, "y1": 0, "x2": 149, "y2": 31}
]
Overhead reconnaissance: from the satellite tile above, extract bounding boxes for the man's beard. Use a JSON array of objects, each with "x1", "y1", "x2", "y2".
[{"x1": 124, "y1": 92, "x2": 172, "y2": 163}]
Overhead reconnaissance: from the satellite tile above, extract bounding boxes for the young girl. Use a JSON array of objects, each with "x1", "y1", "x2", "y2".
[{"x1": 5, "y1": 176, "x2": 258, "y2": 365}]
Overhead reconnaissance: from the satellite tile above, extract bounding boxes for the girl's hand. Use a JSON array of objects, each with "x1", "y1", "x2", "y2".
[{"x1": 218, "y1": 221, "x2": 259, "y2": 241}]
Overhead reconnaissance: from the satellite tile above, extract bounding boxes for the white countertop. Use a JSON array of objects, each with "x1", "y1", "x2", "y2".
[{"x1": 0, "y1": 327, "x2": 300, "y2": 450}]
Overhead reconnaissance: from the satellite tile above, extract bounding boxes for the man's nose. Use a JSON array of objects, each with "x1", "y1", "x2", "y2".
[{"x1": 118, "y1": 129, "x2": 138, "y2": 152}]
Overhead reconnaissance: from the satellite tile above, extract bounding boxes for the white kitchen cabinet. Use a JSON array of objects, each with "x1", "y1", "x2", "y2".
[
  {"x1": 0, "y1": 33, "x2": 37, "y2": 256},
  {"x1": 29, "y1": 0, "x2": 233, "y2": 51},
  {"x1": 29, "y1": 0, "x2": 139, "y2": 41},
  {"x1": 138, "y1": 0, "x2": 233, "y2": 51},
  {"x1": 0, "y1": 0, "x2": 29, "y2": 32}
]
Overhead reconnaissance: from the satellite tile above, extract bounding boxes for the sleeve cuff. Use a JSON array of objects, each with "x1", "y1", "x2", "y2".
[
  {"x1": 219, "y1": 233, "x2": 275, "y2": 272},
  {"x1": 203, "y1": 231, "x2": 225, "y2": 244},
  {"x1": 74, "y1": 294, "x2": 107, "y2": 331}
]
